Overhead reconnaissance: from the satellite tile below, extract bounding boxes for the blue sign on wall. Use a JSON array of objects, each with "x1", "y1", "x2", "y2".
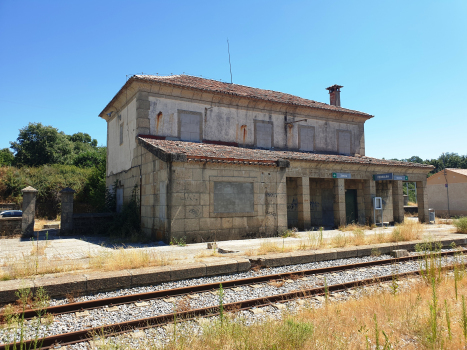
[
  {"x1": 373, "y1": 173, "x2": 393, "y2": 181},
  {"x1": 394, "y1": 175, "x2": 409, "y2": 181},
  {"x1": 332, "y1": 172, "x2": 351, "y2": 179}
]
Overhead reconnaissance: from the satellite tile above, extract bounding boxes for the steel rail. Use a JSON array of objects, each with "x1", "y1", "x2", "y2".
[
  {"x1": 7, "y1": 249, "x2": 464, "y2": 320},
  {"x1": 0, "y1": 263, "x2": 460, "y2": 350}
]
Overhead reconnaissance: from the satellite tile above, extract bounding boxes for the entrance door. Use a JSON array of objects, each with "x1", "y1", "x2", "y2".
[
  {"x1": 345, "y1": 189, "x2": 358, "y2": 224},
  {"x1": 321, "y1": 188, "x2": 334, "y2": 228}
]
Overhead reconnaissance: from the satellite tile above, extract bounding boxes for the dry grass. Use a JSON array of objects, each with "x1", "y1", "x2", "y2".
[
  {"x1": 338, "y1": 223, "x2": 373, "y2": 232},
  {"x1": 246, "y1": 220, "x2": 426, "y2": 255},
  {"x1": 407, "y1": 201, "x2": 418, "y2": 206},
  {"x1": 195, "y1": 249, "x2": 221, "y2": 259},
  {"x1": 1, "y1": 246, "x2": 172, "y2": 280},
  {"x1": 96, "y1": 268, "x2": 467, "y2": 350},
  {"x1": 454, "y1": 217, "x2": 467, "y2": 234},
  {"x1": 89, "y1": 247, "x2": 171, "y2": 271}
]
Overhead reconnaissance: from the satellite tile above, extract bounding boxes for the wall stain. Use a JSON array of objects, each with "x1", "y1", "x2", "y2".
[
  {"x1": 241, "y1": 125, "x2": 247, "y2": 144},
  {"x1": 156, "y1": 112, "x2": 163, "y2": 133}
]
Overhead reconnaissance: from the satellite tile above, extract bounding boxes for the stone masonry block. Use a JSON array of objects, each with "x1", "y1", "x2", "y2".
[
  {"x1": 288, "y1": 251, "x2": 316, "y2": 265},
  {"x1": 335, "y1": 247, "x2": 359, "y2": 259},
  {"x1": 85, "y1": 270, "x2": 132, "y2": 293},
  {"x1": 170, "y1": 263, "x2": 206, "y2": 281},
  {"x1": 205, "y1": 259, "x2": 239, "y2": 276},
  {"x1": 0, "y1": 279, "x2": 35, "y2": 304},
  {"x1": 129, "y1": 266, "x2": 172, "y2": 287},
  {"x1": 257, "y1": 253, "x2": 293, "y2": 267},
  {"x1": 235, "y1": 258, "x2": 251, "y2": 272},
  {"x1": 137, "y1": 118, "x2": 150, "y2": 129},
  {"x1": 136, "y1": 99, "x2": 150, "y2": 110},
  {"x1": 34, "y1": 274, "x2": 87, "y2": 298},
  {"x1": 315, "y1": 249, "x2": 338, "y2": 262}
]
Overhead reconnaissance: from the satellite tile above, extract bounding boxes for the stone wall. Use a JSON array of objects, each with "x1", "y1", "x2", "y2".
[
  {"x1": 0, "y1": 217, "x2": 21, "y2": 236},
  {"x1": 0, "y1": 203, "x2": 18, "y2": 211},
  {"x1": 72, "y1": 213, "x2": 114, "y2": 235}
]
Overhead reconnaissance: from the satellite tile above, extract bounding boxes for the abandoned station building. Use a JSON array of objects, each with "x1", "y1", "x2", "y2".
[{"x1": 99, "y1": 75, "x2": 433, "y2": 243}]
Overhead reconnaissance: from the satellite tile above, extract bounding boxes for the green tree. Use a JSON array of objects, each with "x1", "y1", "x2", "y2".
[
  {"x1": 10, "y1": 123, "x2": 74, "y2": 166},
  {"x1": 72, "y1": 146, "x2": 106, "y2": 168},
  {"x1": 0, "y1": 148, "x2": 14, "y2": 166}
]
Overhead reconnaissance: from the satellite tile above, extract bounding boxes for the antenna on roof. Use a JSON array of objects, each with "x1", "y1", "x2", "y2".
[{"x1": 227, "y1": 39, "x2": 233, "y2": 84}]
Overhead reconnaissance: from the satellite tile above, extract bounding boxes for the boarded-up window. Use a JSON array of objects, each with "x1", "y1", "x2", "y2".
[
  {"x1": 299, "y1": 126, "x2": 315, "y2": 151},
  {"x1": 180, "y1": 112, "x2": 201, "y2": 141},
  {"x1": 214, "y1": 182, "x2": 254, "y2": 213},
  {"x1": 119, "y1": 123, "x2": 124, "y2": 145},
  {"x1": 256, "y1": 122, "x2": 272, "y2": 149},
  {"x1": 338, "y1": 131, "x2": 351, "y2": 155}
]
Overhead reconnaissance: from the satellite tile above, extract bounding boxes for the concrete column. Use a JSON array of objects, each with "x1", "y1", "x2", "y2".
[
  {"x1": 364, "y1": 179, "x2": 376, "y2": 224},
  {"x1": 333, "y1": 178, "x2": 346, "y2": 227},
  {"x1": 416, "y1": 180, "x2": 429, "y2": 223},
  {"x1": 297, "y1": 177, "x2": 311, "y2": 230},
  {"x1": 21, "y1": 186, "x2": 38, "y2": 237},
  {"x1": 392, "y1": 181, "x2": 404, "y2": 223},
  {"x1": 60, "y1": 187, "x2": 76, "y2": 235}
]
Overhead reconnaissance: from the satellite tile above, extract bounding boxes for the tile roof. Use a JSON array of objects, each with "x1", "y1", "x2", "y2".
[
  {"x1": 138, "y1": 137, "x2": 433, "y2": 170},
  {"x1": 447, "y1": 168, "x2": 467, "y2": 177},
  {"x1": 102, "y1": 74, "x2": 373, "y2": 118}
]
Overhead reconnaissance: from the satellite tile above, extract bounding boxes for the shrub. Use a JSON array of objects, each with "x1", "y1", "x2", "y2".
[{"x1": 454, "y1": 217, "x2": 467, "y2": 234}]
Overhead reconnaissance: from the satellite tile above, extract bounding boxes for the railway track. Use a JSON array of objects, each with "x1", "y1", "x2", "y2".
[{"x1": 0, "y1": 249, "x2": 464, "y2": 349}]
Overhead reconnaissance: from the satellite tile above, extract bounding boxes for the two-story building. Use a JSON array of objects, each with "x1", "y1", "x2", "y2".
[{"x1": 99, "y1": 74, "x2": 433, "y2": 243}]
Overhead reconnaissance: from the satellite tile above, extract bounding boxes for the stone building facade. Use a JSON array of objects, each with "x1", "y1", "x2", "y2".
[
  {"x1": 99, "y1": 75, "x2": 433, "y2": 243},
  {"x1": 427, "y1": 168, "x2": 467, "y2": 217}
]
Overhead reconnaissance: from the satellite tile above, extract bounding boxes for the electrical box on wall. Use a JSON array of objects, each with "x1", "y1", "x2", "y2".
[{"x1": 374, "y1": 197, "x2": 382, "y2": 210}]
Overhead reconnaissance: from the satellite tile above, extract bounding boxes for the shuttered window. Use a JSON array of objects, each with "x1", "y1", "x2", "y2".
[
  {"x1": 338, "y1": 131, "x2": 351, "y2": 155},
  {"x1": 299, "y1": 126, "x2": 315, "y2": 151},
  {"x1": 180, "y1": 112, "x2": 201, "y2": 141},
  {"x1": 256, "y1": 122, "x2": 272, "y2": 149}
]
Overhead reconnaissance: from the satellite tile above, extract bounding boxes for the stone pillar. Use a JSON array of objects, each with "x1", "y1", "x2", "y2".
[
  {"x1": 21, "y1": 186, "x2": 38, "y2": 237},
  {"x1": 136, "y1": 91, "x2": 150, "y2": 135},
  {"x1": 333, "y1": 178, "x2": 346, "y2": 227},
  {"x1": 60, "y1": 187, "x2": 76, "y2": 235},
  {"x1": 392, "y1": 181, "x2": 404, "y2": 223},
  {"x1": 297, "y1": 177, "x2": 311, "y2": 230},
  {"x1": 364, "y1": 179, "x2": 376, "y2": 224},
  {"x1": 416, "y1": 180, "x2": 429, "y2": 223},
  {"x1": 276, "y1": 171, "x2": 288, "y2": 233}
]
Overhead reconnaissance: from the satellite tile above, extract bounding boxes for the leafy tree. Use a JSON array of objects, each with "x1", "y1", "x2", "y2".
[
  {"x1": 72, "y1": 147, "x2": 106, "y2": 168},
  {"x1": 0, "y1": 148, "x2": 14, "y2": 166},
  {"x1": 10, "y1": 123, "x2": 74, "y2": 166}
]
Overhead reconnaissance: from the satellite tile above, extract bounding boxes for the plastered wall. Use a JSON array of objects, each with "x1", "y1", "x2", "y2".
[
  {"x1": 147, "y1": 95, "x2": 365, "y2": 155},
  {"x1": 107, "y1": 99, "x2": 137, "y2": 175}
]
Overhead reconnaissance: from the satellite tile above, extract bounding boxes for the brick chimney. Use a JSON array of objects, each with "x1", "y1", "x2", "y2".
[{"x1": 326, "y1": 85, "x2": 343, "y2": 107}]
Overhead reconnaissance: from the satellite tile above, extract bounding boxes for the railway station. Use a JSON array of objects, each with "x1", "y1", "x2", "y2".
[{"x1": 99, "y1": 75, "x2": 433, "y2": 243}]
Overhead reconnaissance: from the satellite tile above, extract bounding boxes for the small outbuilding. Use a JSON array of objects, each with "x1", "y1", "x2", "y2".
[{"x1": 427, "y1": 168, "x2": 467, "y2": 217}]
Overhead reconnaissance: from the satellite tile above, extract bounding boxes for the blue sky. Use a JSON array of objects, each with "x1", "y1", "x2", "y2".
[{"x1": 0, "y1": 0, "x2": 466, "y2": 160}]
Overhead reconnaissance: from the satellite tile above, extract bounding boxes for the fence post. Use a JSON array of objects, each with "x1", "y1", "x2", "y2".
[
  {"x1": 21, "y1": 186, "x2": 38, "y2": 237},
  {"x1": 60, "y1": 187, "x2": 76, "y2": 235}
]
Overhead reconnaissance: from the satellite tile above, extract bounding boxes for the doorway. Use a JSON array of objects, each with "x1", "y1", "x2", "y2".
[{"x1": 345, "y1": 189, "x2": 358, "y2": 224}]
